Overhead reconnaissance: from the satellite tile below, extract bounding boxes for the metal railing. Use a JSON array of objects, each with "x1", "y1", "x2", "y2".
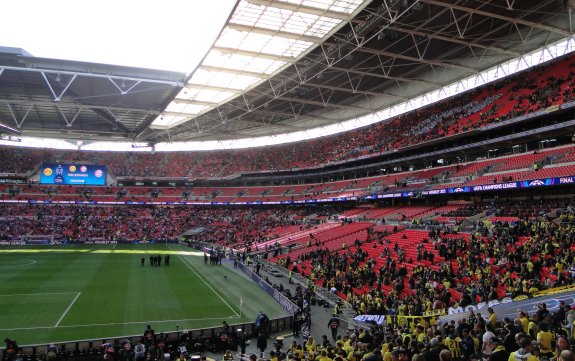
[
  {"x1": 4, "y1": 317, "x2": 293, "y2": 359},
  {"x1": 262, "y1": 262, "x2": 367, "y2": 330}
]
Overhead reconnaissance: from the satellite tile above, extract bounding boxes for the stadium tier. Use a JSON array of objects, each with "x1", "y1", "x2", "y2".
[
  {"x1": 1, "y1": 142, "x2": 575, "y2": 206},
  {"x1": 271, "y1": 200, "x2": 575, "y2": 304},
  {"x1": 2, "y1": 53, "x2": 575, "y2": 179}
]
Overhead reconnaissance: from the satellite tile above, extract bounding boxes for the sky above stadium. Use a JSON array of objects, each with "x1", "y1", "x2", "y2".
[{"x1": 1, "y1": 0, "x2": 237, "y2": 74}]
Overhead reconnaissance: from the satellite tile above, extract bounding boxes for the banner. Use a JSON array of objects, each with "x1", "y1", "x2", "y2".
[
  {"x1": 385, "y1": 315, "x2": 439, "y2": 330},
  {"x1": 422, "y1": 175, "x2": 575, "y2": 196},
  {"x1": 354, "y1": 315, "x2": 386, "y2": 325},
  {"x1": 423, "y1": 309, "x2": 447, "y2": 317},
  {"x1": 532, "y1": 284, "x2": 575, "y2": 297},
  {"x1": 439, "y1": 287, "x2": 575, "y2": 324}
]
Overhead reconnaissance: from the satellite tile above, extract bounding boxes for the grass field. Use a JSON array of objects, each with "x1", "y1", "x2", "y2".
[{"x1": 0, "y1": 244, "x2": 287, "y2": 345}]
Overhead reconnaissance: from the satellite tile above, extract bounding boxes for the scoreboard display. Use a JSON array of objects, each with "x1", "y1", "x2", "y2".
[{"x1": 40, "y1": 163, "x2": 106, "y2": 186}]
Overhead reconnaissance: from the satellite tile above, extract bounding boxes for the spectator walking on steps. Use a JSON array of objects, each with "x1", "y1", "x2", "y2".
[{"x1": 327, "y1": 314, "x2": 340, "y2": 342}]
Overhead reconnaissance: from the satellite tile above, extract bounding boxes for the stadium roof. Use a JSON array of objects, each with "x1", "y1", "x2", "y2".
[
  {"x1": 0, "y1": 48, "x2": 186, "y2": 141},
  {"x1": 0, "y1": 0, "x2": 574, "y2": 150}
]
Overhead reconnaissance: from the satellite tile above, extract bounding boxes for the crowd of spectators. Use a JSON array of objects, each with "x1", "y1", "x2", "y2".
[
  {"x1": 0, "y1": 205, "x2": 299, "y2": 245},
  {"x1": 259, "y1": 199, "x2": 575, "y2": 361},
  {"x1": 274, "y1": 199, "x2": 575, "y2": 318},
  {"x1": 439, "y1": 199, "x2": 568, "y2": 221},
  {"x1": 1, "y1": 54, "x2": 575, "y2": 178},
  {"x1": 275, "y1": 303, "x2": 575, "y2": 361}
]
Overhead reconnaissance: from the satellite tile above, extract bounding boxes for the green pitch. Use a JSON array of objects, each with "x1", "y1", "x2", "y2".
[{"x1": 0, "y1": 244, "x2": 287, "y2": 346}]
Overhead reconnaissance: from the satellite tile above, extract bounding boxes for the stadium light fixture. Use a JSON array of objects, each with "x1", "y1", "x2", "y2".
[{"x1": 131, "y1": 143, "x2": 152, "y2": 149}]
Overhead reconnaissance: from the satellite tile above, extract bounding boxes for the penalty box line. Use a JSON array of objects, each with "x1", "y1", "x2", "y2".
[
  {"x1": 55, "y1": 292, "x2": 81, "y2": 327},
  {"x1": 0, "y1": 292, "x2": 82, "y2": 329}
]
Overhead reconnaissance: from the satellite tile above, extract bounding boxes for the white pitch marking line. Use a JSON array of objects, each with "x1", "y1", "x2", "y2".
[
  {"x1": 169, "y1": 244, "x2": 240, "y2": 317},
  {"x1": 54, "y1": 292, "x2": 81, "y2": 327},
  {"x1": 0, "y1": 315, "x2": 240, "y2": 332},
  {"x1": 0, "y1": 259, "x2": 37, "y2": 268},
  {"x1": 0, "y1": 292, "x2": 78, "y2": 297}
]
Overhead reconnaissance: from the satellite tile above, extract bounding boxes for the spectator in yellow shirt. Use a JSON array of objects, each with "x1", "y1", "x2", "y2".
[
  {"x1": 537, "y1": 322, "x2": 554, "y2": 358},
  {"x1": 306, "y1": 336, "x2": 317, "y2": 355},
  {"x1": 518, "y1": 311, "x2": 529, "y2": 334},
  {"x1": 318, "y1": 350, "x2": 332, "y2": 361},
  {"x1": 487, "y1": 307, "x2": 497, "y2": 328}
]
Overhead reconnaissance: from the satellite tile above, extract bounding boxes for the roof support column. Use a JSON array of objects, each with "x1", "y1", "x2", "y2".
[
  {"x1": 6, "y1": 103, "x2": 34, "y2": 128},
  {"x1": 41, "y1": 73, "x2": 77, "y2": 102},
  {"x1": 108, "y1": 78, "x2": 142, "y2": 95},
  {"x1": 57, "y1": 106, "x2": 83, "y2": 127}
]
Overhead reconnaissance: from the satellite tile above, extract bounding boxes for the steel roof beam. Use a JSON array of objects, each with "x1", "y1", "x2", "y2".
[
  {"x1": 172, "y1": 99, "x2": 219, "y2": 107},
  {"x1": 246, "y1": 0, "x2": 354, "y2": 21},
  {"x1": 184, "y1": 83, "x2": 243, "y2": 93},
  {"x1": 41, "y1": 73, "x2": 77, "y2": 102},
  {"x1": 227, "y1": 23, "x2": 322, "y2": 44},
  {"x1": 5, "y1": 103, "x2": 33, "y2": 129},
  {"x1": 355, "y1": 47, "x2": 476, "y2": 72},
  {"x1": 306, "y1": 82, "x2": 407, "y2": 99},
  {"x1": 235, "y1": 118, "x2": 305, "y2": 131},
  {"x1": 329, "y1": 66, "x2": 439, "y2": 86},
  {"x1": 386, "y1": 25, "x2": 521, "y2": 57},
  {"x1": 0, "y1": 99, "x2": 160, "y2": 115},
  {"x1": 252, "y1": 109, "x2": 334, "y2": 121},
  {"x1": 78, "y1": 107, "x2": 134, "y2": 137},
  {"x1": 276, "y1": 96, "x2": 373, "y2": 110},
  {"x1": 420, "y1": 0, "x2": 572, "y2": 37},
  {"x1": 213, "y1": 47, "x2": 296, "y2": 63},
  {"x1": 56, "y1": 105, "x2": 83, "y2": 127},
  {"x1": 199, "y1": 65, "x2": 271, "y2": 79},
  {"x1": 0, "y1": 65, "x2": 184, "y2": 87},
  {"x1": 162, "y1": 111, "x2": 208, "y2": 118}
]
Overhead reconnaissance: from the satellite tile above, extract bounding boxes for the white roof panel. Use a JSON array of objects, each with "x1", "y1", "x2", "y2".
[
  {"x1": 175, "y1": 88, "x2": 236, "y2": 103},
  {"x1": 154, "y1": 0, "x2": 370, "y2": 128},
  {"x1": 166, "y1": 103, "x2": 209, "y2": 115},
  {"x1": 151, "y1": 114, "x2": 188, "y2": 128},
  {"x1": 280, "y1": 0, "x2": 365, "y2": 14},
  {"x1": 216, "y1": 28, "x2": 312, "y2": 58},
  {"x1": 203, "y1": 51, "x2": 286, "y2": 75},
  {"x1": 189, "y1": 68, "x2": 262, "y2": 90},
  {"x1": 231, "y1": 1, "x2": 341, "y2": 38}
]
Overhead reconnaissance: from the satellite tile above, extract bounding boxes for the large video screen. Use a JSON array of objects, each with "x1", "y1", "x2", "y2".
[{"x1": 40, "y1": 163, "x2": 106, "y2": 186}]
